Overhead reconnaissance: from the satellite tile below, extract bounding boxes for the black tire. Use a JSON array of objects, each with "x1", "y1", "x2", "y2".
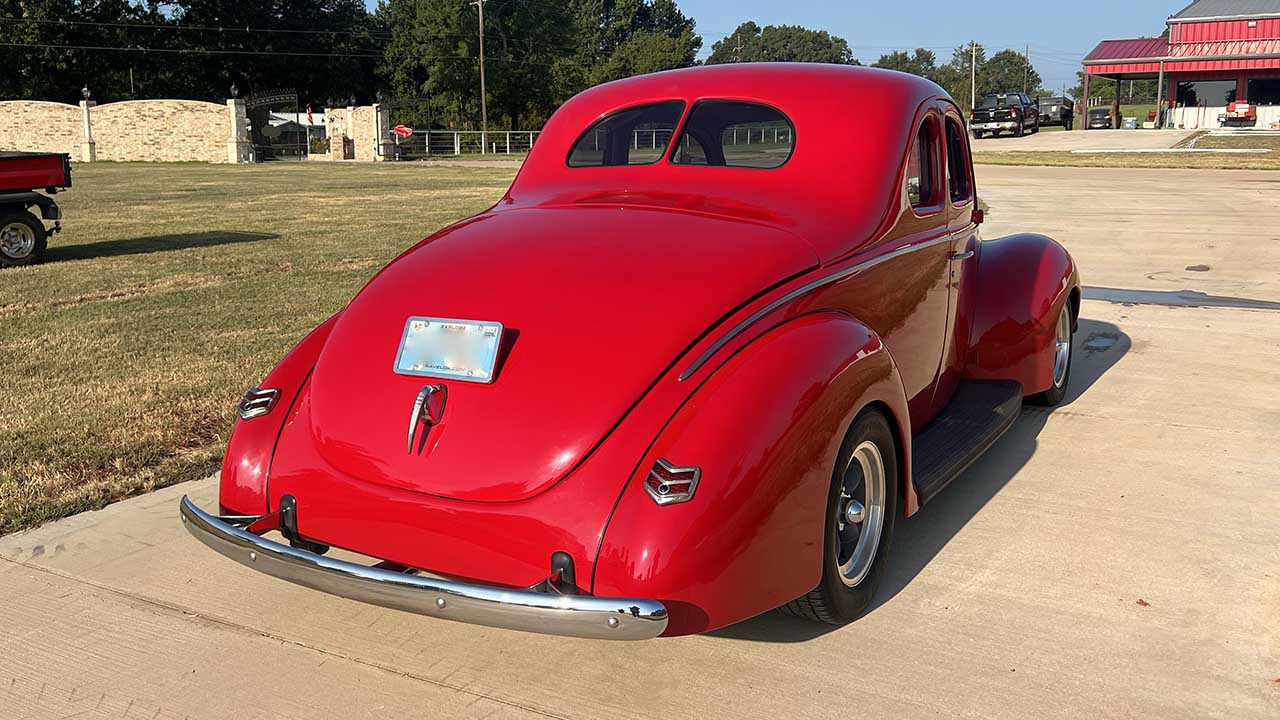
[
  {"x1": 1014, "y1": 121, "x2": 1025, "y2": 138},
  {"x1": 0, "y1": 211, "x2": 48, "y2": 268},
  {"x1": 781, "y1": 409, "x2": 899, "y2": 624},
  {"x1": 1028, "y1": 301, "x2": 1075, "y2": 406},
  {"x1": 1031, "y1": 123, "x2": 1040, "y2": 134}
]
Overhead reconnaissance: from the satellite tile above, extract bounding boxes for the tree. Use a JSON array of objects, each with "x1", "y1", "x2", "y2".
[
  {"x1": 706, "y1": 21, "x2": 858, "y2": 65},
  {"x1": 984, "y1": 49, "x2": 1041, "y2": 96},
  {"x1": 0, "y1": 0, "x2": 173, "y2": 103},
  {"x1": 565, "y1": 0, "x2": 701, "y2": 87},
  {"x1": 380, "y1": 0, "x2": 577, "y2": 129},
  {"x1": 872, "y1": 48, "x2": 938, "y2": 79},
  {"x1": 170, "y1": 0, "x2": 382, "y2": 105},
  {"x1": 0, "y1": 0, "x2": 383, "y2": 104},
  {"x1": 592, "y1": 30, "x2": 700, "y2": 84}
]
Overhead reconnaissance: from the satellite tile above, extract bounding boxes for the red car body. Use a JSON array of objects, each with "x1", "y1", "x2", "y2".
[{"x1": 184, "y1": 64, "x2": 1079, "y2": 639}]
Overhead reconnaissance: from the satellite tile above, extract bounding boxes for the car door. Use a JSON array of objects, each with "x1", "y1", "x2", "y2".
[
  {"x1": 929, "y1": 108, "x2": 980, "y2": 416},
  {"x1": 881, "y1": 106, "x2": 954, "y2": 429}
]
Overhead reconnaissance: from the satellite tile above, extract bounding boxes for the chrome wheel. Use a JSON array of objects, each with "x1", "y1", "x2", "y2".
[
  {"x1": 1052, "y1": 304, "x2": 1072, "y2": 388},
  {"x1": 0, "y1": 221, "x2": 36, "y2": 260},
  {"x1": 836, "y1": 440, "x2": 886, "y2": 587}
]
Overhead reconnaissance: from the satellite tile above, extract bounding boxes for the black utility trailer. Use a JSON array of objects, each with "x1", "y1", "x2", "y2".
[{"x1": 1038, "y1": 96, "x2": 1075, "y2": 130}]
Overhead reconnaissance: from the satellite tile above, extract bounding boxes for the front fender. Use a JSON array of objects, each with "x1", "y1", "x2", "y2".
[
  {"x1": 964, "y1": 233, "x2": 1079, "y2": 395},
  {"x1": 592, "y1": 312, "x2": 911, "y2": 636},
  {"x1": 220, "y1": 313, "x2": 342, "y2": 515}
]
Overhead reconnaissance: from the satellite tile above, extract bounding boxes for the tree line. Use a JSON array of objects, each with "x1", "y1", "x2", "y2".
[{"x1": 1, "y1": 1, "x2": 1055, "y2": 128}]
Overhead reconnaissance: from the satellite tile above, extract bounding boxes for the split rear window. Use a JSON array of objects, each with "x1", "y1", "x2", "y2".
[
  {"x1": 567, "y1": 100, "x2": 795, "y2": 170},
  {"x1": 567, "y1": 101, "x2": 685, "y2": 167}
]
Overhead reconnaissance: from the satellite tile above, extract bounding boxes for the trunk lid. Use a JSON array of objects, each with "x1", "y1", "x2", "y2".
[{"x1": 307, "y1": 206, "x2": 818, "y2": 502}]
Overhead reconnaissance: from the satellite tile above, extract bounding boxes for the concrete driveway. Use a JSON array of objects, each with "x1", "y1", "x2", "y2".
[
  {"x1": 2, "y1": 166, "x2": 1278, "y2": 719},
  {"x1": 972, "y1": 128, "x2": 1194, "y2": 152}
]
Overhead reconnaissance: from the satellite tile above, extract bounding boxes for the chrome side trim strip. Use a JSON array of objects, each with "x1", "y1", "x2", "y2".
[
  {"x1": 179, "y1": 496, "x2": 669, "y2": 641},
  {"x1": 678, "y1": 229, "x2": 969, "y2": 382}
]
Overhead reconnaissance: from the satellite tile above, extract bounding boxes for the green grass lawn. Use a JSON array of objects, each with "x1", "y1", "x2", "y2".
[
  {"x1": 0, "y1": 162, "x2": 517, "y2": 534},
  {"x1": 975, "y1": 130, "x2": 1280, "y2": 170}
]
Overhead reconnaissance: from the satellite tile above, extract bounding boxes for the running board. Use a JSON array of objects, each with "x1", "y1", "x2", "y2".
[{"x1": 913, "y1": 380, "x2": 1024, "y2": 506}]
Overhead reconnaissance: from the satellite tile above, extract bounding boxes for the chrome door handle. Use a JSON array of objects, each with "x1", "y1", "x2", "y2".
[{"x1": 949, "y1": 250, "x2": 975, "y2": 260}]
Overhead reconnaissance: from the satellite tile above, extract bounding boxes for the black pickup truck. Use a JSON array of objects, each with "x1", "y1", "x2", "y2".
[{"x1": 970, "y1": 92, "x2": 1040, "y2": 138}]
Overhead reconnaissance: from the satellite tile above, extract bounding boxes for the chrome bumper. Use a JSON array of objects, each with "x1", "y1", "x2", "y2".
[{"x1": 179, "y1": 496, "x2": 669, "y2": 640}]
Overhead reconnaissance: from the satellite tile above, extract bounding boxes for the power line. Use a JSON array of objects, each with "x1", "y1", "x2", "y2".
[
  {"x1": 0, "y1": 15, "x2": 392, "y2": 39},
  {"x1": 0, "y1": 41, "x2": 381, "y2": 58},
  {"x1": 0, "y1": 40, "x2": 560, "y2": 65}
]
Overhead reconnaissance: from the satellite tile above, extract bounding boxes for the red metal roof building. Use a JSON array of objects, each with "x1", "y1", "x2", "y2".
[{"x1": 1083, "y1": 0, "x2": 1280, "y2": 128}]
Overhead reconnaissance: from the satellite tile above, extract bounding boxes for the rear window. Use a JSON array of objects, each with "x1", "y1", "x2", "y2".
[
  {"x1": 567, "y1": 101, "x2": 685, "y2": 167},
  {"x1": 979, "y1": 94, "x2": 1015, "y2": 109},
  {"x1": 671, "y1": 100, "x2": 795, "y2": 169}
]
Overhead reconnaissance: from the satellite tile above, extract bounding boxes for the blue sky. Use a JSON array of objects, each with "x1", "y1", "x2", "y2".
[{"x1": 366, "y1": 1, "x2": 1190, "y2": 92}]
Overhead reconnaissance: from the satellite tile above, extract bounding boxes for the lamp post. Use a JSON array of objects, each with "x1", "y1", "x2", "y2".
[{"x1": 80, "y1": 86, "x2": 96, "y2": 162}]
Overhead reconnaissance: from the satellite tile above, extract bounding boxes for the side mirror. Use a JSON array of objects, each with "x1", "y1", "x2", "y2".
[{"x1": 972, "y1": 208, "x2": 985, "y2": 225}]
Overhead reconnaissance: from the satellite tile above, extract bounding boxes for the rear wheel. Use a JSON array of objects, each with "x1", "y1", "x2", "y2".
[
  {"x1": 782, "y1": 409, "x2": 898, "y2": 624},
  {"x1": 1028, "y1": 302, "x2": 1074, "y2": 406},
  {"x1": 1014, "y1": 121, "x2": 1025, "y2": 137},
  {"x1": 0, "y1": 211, "x2": 47, "y2": 268}
]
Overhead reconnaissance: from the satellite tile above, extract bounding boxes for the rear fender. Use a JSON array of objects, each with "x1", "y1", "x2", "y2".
[
  {"x1": 220, "y1": 313, "x2": 342, "y2": 515},
  {"x1": 593, "y1": 312, "x2": 911, "y2": 635},
  {"x1": 964, "y1": 233, "x2": 1079, "y2": 394}
]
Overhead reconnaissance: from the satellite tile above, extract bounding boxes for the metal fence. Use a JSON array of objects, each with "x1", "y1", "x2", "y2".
[
  {"x1": 380, "y1": 130, "x2": 540, "y2": 160},
  {"x1": 376, "y1": 125, "x2": 797, "y2": 160}
]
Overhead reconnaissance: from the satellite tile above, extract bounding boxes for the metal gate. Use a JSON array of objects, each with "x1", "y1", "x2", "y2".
[
  {"x1": 380, "y1": 97, "x2": 434, "y2": 161},
  {"x1": 246, "y1": 89, "x2": 308, "y2": 162}
]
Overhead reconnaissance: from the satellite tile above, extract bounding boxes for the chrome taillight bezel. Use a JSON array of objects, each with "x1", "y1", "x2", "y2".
[
  {"x1": 237, "y1": 387, "x2": 281, "y2": 420},
  {"x1": 643, "y1": 458, "x2": 701, "y2": 506}
]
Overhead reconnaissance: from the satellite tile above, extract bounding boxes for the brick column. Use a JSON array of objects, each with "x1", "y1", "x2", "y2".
[
  {"x1": 226, "y1": 99, "x2": 252, "y2": 163},
  {"x1": 79, "y1": 101, "x2": 96, "y2": 162}
]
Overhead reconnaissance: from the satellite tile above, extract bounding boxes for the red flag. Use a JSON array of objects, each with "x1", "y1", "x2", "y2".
[{"x1": 306, "y1": 104, "x2": 314, "y2": 126}]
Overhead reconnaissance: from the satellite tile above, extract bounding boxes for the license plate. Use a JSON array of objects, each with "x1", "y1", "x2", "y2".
[{"x1": 394, "y1": 317, "x2": 505, "y2": 383}]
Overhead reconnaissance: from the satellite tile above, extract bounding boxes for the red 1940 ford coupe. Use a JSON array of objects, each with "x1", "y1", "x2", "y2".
[{"x1": 181, "y1": 64, "x2": 1079, "y2": 640}]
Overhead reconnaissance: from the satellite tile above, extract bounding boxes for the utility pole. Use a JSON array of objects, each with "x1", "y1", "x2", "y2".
[
  {"x1": 471, "y1": 0, "x2": 488, "y2": 155},
  {"x1": 970, "y1": 41, "x2": 977, "y2": 110},
  {"x1": 1023, "y1": 44, "x2": 1030, "y2": 94}
]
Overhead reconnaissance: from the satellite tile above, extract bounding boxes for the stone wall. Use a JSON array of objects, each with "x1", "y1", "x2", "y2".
[
  {"x1": 0, "y1": 101, "x2": 82, "y2": 156},
  {"x1": 0, "y1": 98, "x2": 243, "y2": 162},
  {"x1": 322, "y1": 104, "x2": 387, "y2": 162},
  {"x1": 351, "y1": 105, "x2": 378, "y2": 161},
  {"x1": 93, "y1": 100, "x2": 228, "y2": 163},
  {"x1": 324, "y1": 108, "x2": 353, "y2": 160}
]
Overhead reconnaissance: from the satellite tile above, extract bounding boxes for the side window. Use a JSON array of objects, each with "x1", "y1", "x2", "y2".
[
  {"x1": 906, "y1": 120, "x2": 937, "y2": 209},
  {"x1": 945, "y1": 118, "x2": 972, "y2": 205},
  {"x1": 671, "y1": 100, "x2": 795, "y2": 169},
  {"x1": 567, "y1": 101, "x2": 685, "y2": 167}
]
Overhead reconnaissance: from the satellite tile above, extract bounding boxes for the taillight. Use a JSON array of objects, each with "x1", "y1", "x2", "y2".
[
  {"x1": 1011, "y1": 107, "x2": 1020, "y2": 117},
  {"x1": 238, "y1": 387, "x2": 281, "y2": 420},
  {"x1": 643, "y1": 459, "x2": 701, "y2": 506}
]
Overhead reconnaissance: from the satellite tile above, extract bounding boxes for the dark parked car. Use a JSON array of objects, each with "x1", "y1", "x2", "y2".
[
  {"x1": 1087, "y1": 107, "x2": 1121, "y2": 130},
  {"x1": 1038, "y1": 96, "x2": 1075, "y2": 130},
  {"x1": 970, "y1": 92, "x2": 1040, "y2": 138}
]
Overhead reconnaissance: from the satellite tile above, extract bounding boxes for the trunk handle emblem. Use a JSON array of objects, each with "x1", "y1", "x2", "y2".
[{"x1": 408, "y1": 384, "x2": 447, "y2": 453}]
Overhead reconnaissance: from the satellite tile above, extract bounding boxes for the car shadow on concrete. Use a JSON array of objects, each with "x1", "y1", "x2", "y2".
[
  {"x1": 710, "y1": 317, "x2": 1131, "y2": 643},
  {"x1": 47, "y1": 230, "x2": 278, "y2": 262}
]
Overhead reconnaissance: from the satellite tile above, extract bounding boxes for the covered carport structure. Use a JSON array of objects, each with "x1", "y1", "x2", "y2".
[{"x1": 1083, "y1": 0, "x2": 1280, "y2": 129}]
